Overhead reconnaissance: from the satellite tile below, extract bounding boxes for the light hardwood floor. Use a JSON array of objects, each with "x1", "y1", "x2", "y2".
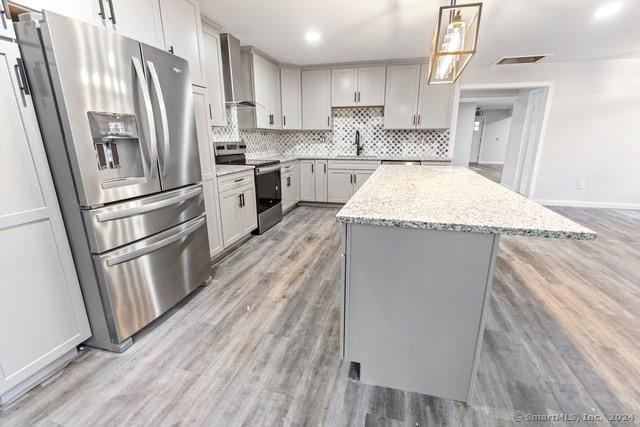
[{"x1": 0, "y1": 206, "x2": 638, "y2": 426}]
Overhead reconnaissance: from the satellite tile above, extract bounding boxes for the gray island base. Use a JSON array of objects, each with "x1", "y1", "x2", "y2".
[{"x1": 336, "y1": 166, "x2": 596, "y2": 402}]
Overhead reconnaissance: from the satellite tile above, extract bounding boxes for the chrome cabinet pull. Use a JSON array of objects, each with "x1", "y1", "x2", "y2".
[
  {"x1": 311, "y1": 163, "x2": 314, "y2": 174},
  {"x1": 97, "y1": 0, "x2": 106, "y2": 19},
  {"x1": 324, "y1": 163, "x2": 327, "y2": 174},
  {"x1": 354, "y1": 92, "x2": 357, "y2": 103},
  {"x1": 283, "y1": 115, "x2": 286, "y2": 127},
  {"x1": 417, "y1": 114, "x2": 421, "y2": 125},
  {"x1": 209, "y1": 104, "x2": 213, "y2": 119},
  {"x1": 327, "y1": 116, "x2": 330, "y2": 127},
  {"x1": 234, "y1": 178, "x2": 245, "y2": 183},
  {"x1": 14, "y1": 58, "x2": 30, "y2": 100},
  {"x1": 357, "y1": 91, "x2": 361, "y2": 102},
  {"x1": 107, "y1": 0, "x2": 116, "y2": 23},
  {"x1": 105, "y1": 216, "x2": 206, "y2": 266}
]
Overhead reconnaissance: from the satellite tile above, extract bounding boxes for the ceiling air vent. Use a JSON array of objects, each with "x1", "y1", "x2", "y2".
[{"x1": 495, "y1": 55, "x2": 548, "y2": 65}]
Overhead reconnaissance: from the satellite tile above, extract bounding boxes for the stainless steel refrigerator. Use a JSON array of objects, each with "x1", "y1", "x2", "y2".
[{"x1": 16, "y1": 11, "x2": 210, "y2": 352}]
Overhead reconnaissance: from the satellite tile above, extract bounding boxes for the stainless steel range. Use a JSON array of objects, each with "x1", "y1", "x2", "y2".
[
  {"x1": 214, "y1": 143, "x2": 283, "y2": 234},
  {"x1": 16, "y1": 11, "x2": 210, "y2": 352}
]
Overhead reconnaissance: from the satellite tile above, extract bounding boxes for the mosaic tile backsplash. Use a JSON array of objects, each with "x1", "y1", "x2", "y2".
[{"x1": 211, "y1": 106, "x2": 450, "y2": 160}]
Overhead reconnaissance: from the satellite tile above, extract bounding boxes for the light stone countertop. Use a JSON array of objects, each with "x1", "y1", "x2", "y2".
[
  {"x1": 336, "y1": 165, "x2": 596, "y2": 240},
  {"x1": 216, "y1": 164, "x2": 255, "y2": 177}
]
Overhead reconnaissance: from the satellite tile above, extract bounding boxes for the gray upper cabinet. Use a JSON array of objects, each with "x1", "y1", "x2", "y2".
[
  {"x1": 302, "y1": 69, "x2": 332, "y2": 130},
  {"x1": 280, "y1": 68, "x2": 302, "y2": 129},
  {"x1": 416, "y1": 64, "x2": 453, "y2": 129},
  {"x1": 331, "y1": 66, "x2": 386, "y2": 107},
  {"x1": 383, "y1": 64, "x2": 421, "y2": 129},
  {"x1": 105, "y1": 0, "x2": 165, "y2": 50},
  {"x1": 202, "y1": 24, "x2": 227, "y2": 127},
  {"x1": 0, "y1": 40, "x2": 91, "y2": 400}
]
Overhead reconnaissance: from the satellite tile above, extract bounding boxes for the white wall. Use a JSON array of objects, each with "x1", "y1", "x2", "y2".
[
  {"x1": 501, "y1": 90, "x2": 530, "y2": 190},
  {"x1": 478, "y1": 110, "x2": 512, "y2": 164},
  {"x1": 452, "y1": 103, "x2": 477, "y2": 167},
  {"x1": 461, "y1": 58, "x2": 640, "y2": 208}
]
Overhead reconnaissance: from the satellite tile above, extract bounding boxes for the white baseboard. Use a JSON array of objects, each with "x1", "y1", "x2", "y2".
[{"x1": 536, "y1": 199, "x2": 640, "y2": 210}]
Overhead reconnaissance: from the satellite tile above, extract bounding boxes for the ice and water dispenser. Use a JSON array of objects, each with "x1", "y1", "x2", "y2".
[{"x1": 88, "y1": 112, "x2": 147, "y2": 186}]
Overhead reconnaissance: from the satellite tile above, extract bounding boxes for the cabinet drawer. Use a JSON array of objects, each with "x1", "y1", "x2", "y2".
[
  {"x1": 328, "y1": 160, "x2": 380, "y2": 171},
  {"x1": 218, "y1": 171, "x2": 254, "y2": 193}
]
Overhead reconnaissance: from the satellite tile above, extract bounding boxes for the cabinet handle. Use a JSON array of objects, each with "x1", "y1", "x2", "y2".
[
  {"x1": 358, "y1": 91, "x2": 361, "y2": 102},
  {"x1": 287, "y1": 176, "x2": 291, "y2": 187},
  {"x1": 234, "y1": 178, "x2": 245, "y2": 183},
  {"x1": 349, "y1": 173, "x2": 353, "y2": 184},
  {"x1": 107, "y1": 0, "x2": 116, "y2": 24},
  {"x1": 327, "y1": 116, "x2": 330, "y2": 127},
  {"x1": 412, "y1": 115, "x2": 416, "y2": 125},
  {"x1": 238, "y1": 194, "x2": 243, "y2": 208},
  {"x1": 283, "y1": 115, "x2": 286, "y2": 127},
  {"x1": 97, "y1": 0, "x2": 106, "y2": 20},
  {"x1": 417, "y1": 114, "x2": 421, "y2": 126},
  {"x1": 0, "y1": 0, "x2": 9, "y2": 19},
  {"x1": 209, "y1": 104, "x2": 213, "y2": 119},
  {"x1": 14, "y1": 58, "x2": 30, "y2": 97},
  {"x1": 354, "y1": 92, "x2": 357, "y2": 103},
  {"x1": 324, "y1": 163, "x2": 327, "y2": 174},
  {"x1": 354, "y1": 173, "x2": 357, "y2": 184},
  {"x1": 311, "y1": 163, "x2": 314, "y2": 174},
  {"x1": 169, "y1": 46, "x2": 175, "y2": 55}
]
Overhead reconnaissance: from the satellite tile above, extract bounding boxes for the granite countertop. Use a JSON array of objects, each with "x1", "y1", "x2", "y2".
[
  {"x1": 246, "y1": 154, "x2": 451, "y2": 163},
  {"x1": 336, "y1": 165, "x2": 596, "y2": 240},
  {"x1": 216, "y1": 164, "x2": 255, "y2": 177}
]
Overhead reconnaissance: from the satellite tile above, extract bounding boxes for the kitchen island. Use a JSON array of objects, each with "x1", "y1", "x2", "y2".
[{"x1": 336, "y1": 165, "x2": 595, "y2": 402}]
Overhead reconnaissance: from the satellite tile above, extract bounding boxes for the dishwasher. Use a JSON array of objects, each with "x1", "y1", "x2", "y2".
[{"x1": 381, "y1": 160, "x2": 422, "y2": 166}]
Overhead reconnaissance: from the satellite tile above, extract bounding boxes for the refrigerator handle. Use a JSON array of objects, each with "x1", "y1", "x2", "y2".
[
  {"x1": 146, "y1": 60, "x2": 170, "y2": 177},
  {"x1": 132, "y1": 56, "x2": 157, "y2": 179},
  {"x1": 105, "y1": 216, "x2": 206, "y2": 266}
]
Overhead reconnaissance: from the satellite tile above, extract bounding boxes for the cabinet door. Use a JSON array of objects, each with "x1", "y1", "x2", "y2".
[
  {"x1": 202, "y1": 178, "x2": 223, "y2": 257},
  {"x1": 109, "y1": 0, "x2": 164, "y2": 49},
  {"x1": 202, "y1": 27, "x2": 227, "y2": 127},
  {"x1": 292, "y1": 161, "x2": 300, "y2": 203},
  {"x1": 252, "y1": 53, "x2": 272, "y2": 129},
  {"x1": 357, "y1": 66, "x2": 386, "y2": 106},
  {"x1": 158, "y1": 0, "x2": 204, "y2": 85},
  {"x1": 192, "y1": 86, "x2": 213, "y2": 178},
  {"x1": 331, "y1": 68, "x2": 357, "y2": 107},
  {"x1": 327, "y1": 169, "x2": 354, "y2": 203},
  {"x1": 0, "y1": 40, "x2": 90, "y2": 395},
  {"x1": 383, "y1": 64, "x2": 421, "y2": 129},
  {"x1": 270, "y1": 62, "x2": 282, "y2": 130},
  {"x1": 417, "y1": 64, "x2": 453, "y2": 129},
  {"x1": 280, "y1": 68, "x2": 301, "y2": 129},
  {"x1": 354, "y1": 170, "x2": 374, "y2": 193},
  {"x1": 302, "y1": 69, "x2": 331, "y2": 130},
  {"x1": 1, "y1": 2, "x2": 14, "y2": 39},
  {"x1": 299, "y1": 160, "x2": 316, "y2": 201},
  {"x1": 240, "y1": 186, "x2": 257, "y2": 234},
  {"x1": 314, "y1": 160, "x2": 328, "y2": 202},
  {"x1": 13, "y1": 0, "x2": 101, "y2": 25},
  {"x1": 281, "y1": 174, "x2": 291, "y2": 210},
  {"x1": 219, "y1": 190, "x2": 242, "y2": 247}
]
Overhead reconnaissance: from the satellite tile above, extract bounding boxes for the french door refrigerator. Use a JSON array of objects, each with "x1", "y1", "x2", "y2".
[{"x1": 16, "y1": 11, "x2": 210, "y2": 352}]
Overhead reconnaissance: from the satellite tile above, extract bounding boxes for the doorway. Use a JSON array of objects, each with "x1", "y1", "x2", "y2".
[{"x1": 451, "y1": 84, "x2": 552, "y2": 198}]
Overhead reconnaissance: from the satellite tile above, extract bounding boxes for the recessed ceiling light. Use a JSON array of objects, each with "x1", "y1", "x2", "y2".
[
  {"x1": 594, "y1": 1, "x2": 623, "y2": 19},
  {"x1": 305, "y1": 30, "x2": 322, "y2": 44}
]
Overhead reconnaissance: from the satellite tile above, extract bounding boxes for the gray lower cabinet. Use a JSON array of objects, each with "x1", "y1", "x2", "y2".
[
  {"x1": 299, "y1": 159, "x2": 328, "y2": 202},
  {"x1": 0, "y1": 39, "x2": 91, "y2": 406},
  {"x1": 327, "y1": 160, "x2": 379, "y2": 203},
  {"x1": 281, "y1": 161, "x2": 300, "y2": 211},
  {"x1": 218, "y1": 172, "x2": 257, "y2": 247}
]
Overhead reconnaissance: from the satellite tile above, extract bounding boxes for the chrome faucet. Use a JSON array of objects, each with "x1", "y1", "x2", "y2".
[{"x1": 355, "y1": 130, "x2": 364, "y2": 156}]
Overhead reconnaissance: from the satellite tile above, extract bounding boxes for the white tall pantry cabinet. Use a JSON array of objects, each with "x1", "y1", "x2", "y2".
[{"x1": 0, "y1": 39, "x2": 91, "y2": 405}]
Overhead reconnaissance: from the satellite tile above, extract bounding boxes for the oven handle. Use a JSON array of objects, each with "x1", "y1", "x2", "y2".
[
  {"x1": 255, "y1": 165, "x2": 281, "y2": 175},
  {"x1": 105, "y1": 215, "x2": 206, "y2": 266}
]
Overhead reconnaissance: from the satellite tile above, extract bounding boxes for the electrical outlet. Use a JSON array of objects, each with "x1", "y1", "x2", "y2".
[{"x1": 577, "y1": 180, "x2": 587, "y2": 190}]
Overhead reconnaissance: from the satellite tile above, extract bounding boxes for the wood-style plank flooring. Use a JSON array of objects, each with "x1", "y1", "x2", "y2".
[
  {"x1": 469, "y1": 163, "x2": 503, "y2": 183},
  {"x1": 1, "y1": 206, "x2": 639, "y2": 426}
]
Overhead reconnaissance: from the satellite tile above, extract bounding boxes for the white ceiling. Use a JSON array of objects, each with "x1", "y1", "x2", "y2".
[{"x1": 200, "y1": 0, "x2": 640, "y2": 66}]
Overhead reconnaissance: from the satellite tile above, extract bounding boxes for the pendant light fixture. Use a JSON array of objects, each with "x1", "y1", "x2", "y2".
[{"x1": 428, "y1": 0, "x2": 482, "y2": 85}]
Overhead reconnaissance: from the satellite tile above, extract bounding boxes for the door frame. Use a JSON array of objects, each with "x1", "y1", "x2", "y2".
[{"x1": 450, "y1": 81, "x2": 554, "y2": 199}]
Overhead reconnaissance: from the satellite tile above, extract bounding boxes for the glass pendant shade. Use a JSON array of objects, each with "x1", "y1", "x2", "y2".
[{"x1": 428, "y1": 2, "x2": 482, "y2": 85}]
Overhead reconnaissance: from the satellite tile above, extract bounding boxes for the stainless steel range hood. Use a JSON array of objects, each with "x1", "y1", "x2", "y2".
[{"x1": 220, "y1": 33, "x2": 255, "y2": 106}]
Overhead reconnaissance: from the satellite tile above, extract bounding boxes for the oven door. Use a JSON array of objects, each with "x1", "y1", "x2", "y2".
[{"x1": 254, "y1": 165, "x2": 282, "y2": 214}]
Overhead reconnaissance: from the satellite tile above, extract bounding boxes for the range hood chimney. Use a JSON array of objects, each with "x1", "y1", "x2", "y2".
[{"x1": 220, "y1": 33, "x2": 256, "y2": 106}]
